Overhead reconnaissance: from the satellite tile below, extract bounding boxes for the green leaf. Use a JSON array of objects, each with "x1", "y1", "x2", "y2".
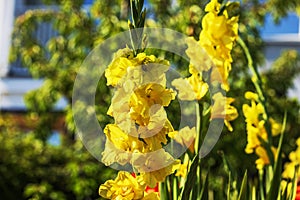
[
  {"x1": 281, "y1": 182, "x2": 288, "y2": 200},
  {"x1": 130, "y1": 0, "x2": 139, "y2": 27},
  {"x1": 199, "y1": 173, "x2": 209, "y2": 200},
  {"x1": 159, "y1": 182, "x2": 169, "y2": 200},
  {"x1": 138, "y1": 9, "x2": 146, "y2": 28},
  {"x1": 227, "y1": 172, "x2": 231, "y2": 200},
  {"x1": 265, "y1": 149, "x2": 282, "y2": 200},
  {"x1": 251, "y1": 185, "x2": 257, "y2": 200},
  {"x1": 137, "y1": 0, "x2": 144, "y2": 13},
  {"x1": 220, "y1": 151, "x2": 236, "y2": 178},
  {"x1": 180, "y1": 154, "x2": 199, "y2": 200},
  {"x1": 266, "y1": 112, "x2": 286, "y2": 200},
  {"x1": 238, "y1": 171, "x2": 248, "y2": 200},
  {"x1": 219, "y1": 151, "x2": 240, "y2": 200},
  {"x1": 289, "y1": 165, "x2": 299, "y2": 200}
]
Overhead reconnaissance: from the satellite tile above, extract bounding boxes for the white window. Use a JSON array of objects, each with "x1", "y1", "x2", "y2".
[{"x1": 0, "y1": 0, "x2": 15, "y2": 77}]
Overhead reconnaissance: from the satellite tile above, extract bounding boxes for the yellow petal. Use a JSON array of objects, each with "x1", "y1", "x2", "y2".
[
  {"x1": 142, "y1": 192, "x2": 160, "y2": 200},
  {"x1": 245, "y1": 91, "x2": 259, "y2": 101},
  {"x1": 168, "y1": 126, "x2": 196, "y2": 149},
  {"x1": 185, "y1": 37, "x2": 213, "y2": 72},
  {"x1": 132, "y1": 149, "x2": 181, "y2": 187},
  {"x1": 105, "y1": 57, "x2": 134, "y2": 87},
  {"x1": 171, "y1": 77, "x2": 196, "y2": 100},
  {"x1": 99, "y1": 171, "x2": 145, "y2": 200}
]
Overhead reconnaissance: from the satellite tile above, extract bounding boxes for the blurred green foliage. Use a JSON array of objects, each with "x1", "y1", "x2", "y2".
[
  {"x1": 0, "y1": 117, "x2": 115, "y2": 199},
  {"x1": 5, "y1": 0, "x2": 300, "y2": 199}
]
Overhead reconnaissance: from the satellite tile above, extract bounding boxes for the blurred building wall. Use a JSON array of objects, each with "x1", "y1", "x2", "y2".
[{"x1": 0, "y1": 0, "x2": 15, "y2": 77}]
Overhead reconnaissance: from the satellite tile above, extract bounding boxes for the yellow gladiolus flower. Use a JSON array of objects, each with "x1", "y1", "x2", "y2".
[
  {"x1": 101, "y1": 124, "x2": 145, "y2": 166},
  {"x1": 175, "y1": 161, "x2": 189, "y2": 178},
  {"x1": 171, "y1": 77, "x2": 195, "y2": 101},
  {"x1": 283, "y1": 162, "x2": 299, "y2": 180},
  {"x1": 168, "y1": 126, "x2": 196, "y2": 151},
  {"x1": 244, "y1": 119, "x2": 267, "y2": 154},
  {"x1": 142, "y1": 192, "x2": 160, "y2": 200},
  {"x1": 142, "y1": 118, "x2": 174, "y2": 151},
  {"x1": 132, "y1": 149, "x2": 181, "y2": 188},
  {"x1": 108, "y1": 79, "x2": 173, "y2": 134},
  {"x1": 280, "y1": 180, "x2": 293, "y2": 197},
  {"x1": 123, "y1": 57, "x2": 170, "y2": 88},
  {"x1": 211, "y1": 92, "x2": 238, "y2": 132},
  {"x1": 99, "y1": 171, "x2": 144, "y2": 200},
  {"x1": 129, "y1": 83, "x2": 175, "y2": 126},
  {"x1": 104, "y1": 124, "x2": 143, "y2": 151},
  {"x1": 105, "y1": 57, "x2": 134, "y2": 87},
  {"x1": 243, "y1": 91, "x2": 282, "y2": 154},
  {"x1": 255, "y1": 146, "x2": 277, "y2": 170},
  {"x1": 185, "y1": 37, "x2": 214, "y2": 73},
  {"x1": 187, "y1": 73, "x2": 209, "y2": 100},
  {"x1": 171, "y1": 72, "x2": 208, "y2": 101},
  {"x1": 199, "y1": 0, "x2": 239, "y2": 91},
  {"x1": 107, "y1": 86, "x2": 135, "y2": 134},
  {"x1": 283, "y1": 137, "x2": 300, "y2": 179},
  {"x1": 244, "y1": 91, "x2": 259, "y2": 101},
  {"x1": 137, "y1": 105, "x2": 167, "y2": 138},
  {"x1": 270, "y1": 118, "x2": 282, "y2": 137},
  {"x1": 132, "y1": 83, "x2": 175, "y2": 107},
  {"x1": 105, "y1": 50, "x2": 169, "y2": 87},
  {"x1": 105, "y1": 48, "x2": 134, "y2": 87},
  {"x1": 243, "y1": 91, "x2": 283, "y2": 170},
  {"x1": 205, "y1": 0, "x2": 220, "y2": 14},
  {"x1": 243, "y1": 102, "x2": 264, "y2": 129},
  {"x1": 102, "y1": 139, "x2": 132, "y2": 166},
  {"x1": 289, "y1": 138, "x2": 300, "y2": 163}
]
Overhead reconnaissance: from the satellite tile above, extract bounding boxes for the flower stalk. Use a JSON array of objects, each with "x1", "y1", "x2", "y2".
[
  {"x1": 237, "y1": 37, "x2": 274, "y2": 165},
  {"x1": 129, "y1": 0, "x2": 146, "y2": 55}
]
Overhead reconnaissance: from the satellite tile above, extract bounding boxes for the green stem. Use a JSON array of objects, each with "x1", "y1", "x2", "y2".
[
  {"x1": 237, "y1": 37, "x2": 265, "y2": 102},
  {"x1": 190, "y1": 101, "x2": 203, "y2": 199},
  {"x1": 194, "y1": 102, "x2": 202, "y2": 154},
  {"x1": 192, "y1": 163, "x2": 201, "y2": 200},
  {"x1": 265, "y1": 165, "x2": 273, "y2": 193},
  {"x1": 259, "y1": 169, "x2": 265, "y2": 200},
  {"x1": 194, "y1": 103, "x2": 203, "y2": 152},
  {"x1": 173, "y1": 176, "x2": 178, "y2": 200}
]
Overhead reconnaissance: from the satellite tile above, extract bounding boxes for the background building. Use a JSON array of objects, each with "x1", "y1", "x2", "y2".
[{"x1": 1, "y1": 0, "x2": 64, "y2": 111}]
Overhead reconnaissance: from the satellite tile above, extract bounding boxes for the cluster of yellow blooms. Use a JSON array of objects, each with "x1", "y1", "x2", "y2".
[
  {"x1": 199, "y1": 0, "x2": 239, "y2": 91},
  {"x1": 100, "y1": 48, "x2": 182, "y2": 199},
  {"x1": 172, "y1": 0, "x2": 239, "y2": 132},
  {"x1": 99, "y1": 171, "x2": 159, "y2": 199},
  {"x1": 283, "y1": 138, "x2": 300, "y2": 180},
  {"x1": 281, "y1": 138, "x2": 300, "y2": 196},
  {"x1": 211, "y1": 92, "x2": 239, "y2": 132},
  {"x1": 242, "y1": 91, "x2": 281, "y2": 169},
  {"x1": 99, "y1": 0, "x2": 240, "y2": 199}
]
